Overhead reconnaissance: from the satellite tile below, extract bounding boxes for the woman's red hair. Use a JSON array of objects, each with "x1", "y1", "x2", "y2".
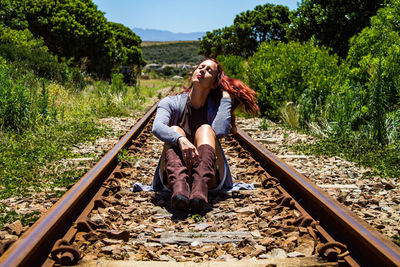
[{"x1": 180, "y1": 58, "x2": 259, "y2": 127}]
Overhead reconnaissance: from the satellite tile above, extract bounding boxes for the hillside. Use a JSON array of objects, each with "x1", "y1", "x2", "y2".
[
  {"x1": 132, "y1": 28, "x2": 205, "y2": 41},
  {"x1": 141, "y1": 41, "x2": 204, "y2": 65}
]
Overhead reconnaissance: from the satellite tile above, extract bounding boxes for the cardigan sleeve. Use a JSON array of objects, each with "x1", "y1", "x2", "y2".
[
  {"x1": 152, "y1": 97, "x2": 183, "y2": 146},
  {"x1": 211, "y1": 97, "x2": 232, "y2": 138}
]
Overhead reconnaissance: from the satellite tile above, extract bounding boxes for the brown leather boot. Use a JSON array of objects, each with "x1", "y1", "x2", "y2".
[
  {"x1": 190, "y1": 144, "x2": 216, "y2": 212},
  {"x1": 165, "y1": 146, "x2": 190, "y2": 211}
]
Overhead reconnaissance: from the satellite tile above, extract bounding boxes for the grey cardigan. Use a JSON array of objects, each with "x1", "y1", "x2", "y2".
[{"x1": 151, "y1": 91, "x2": 233, "y2": 191}]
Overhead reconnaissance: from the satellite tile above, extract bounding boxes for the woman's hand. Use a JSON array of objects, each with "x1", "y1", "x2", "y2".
[
  {"x1": 222, "y1": 89, "x2": 231, "y2": 98},
  {"x1": 177, "y1": 136, "x2": 199, "y2": 166}
]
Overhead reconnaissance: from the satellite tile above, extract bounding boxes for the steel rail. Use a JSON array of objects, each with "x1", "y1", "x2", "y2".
[
  {"x1": 232, "y1": 127, "x2": 400, "y2": 266},
  {"x1": 0, "y1": 103, "x2": 158, "y2": 267}
]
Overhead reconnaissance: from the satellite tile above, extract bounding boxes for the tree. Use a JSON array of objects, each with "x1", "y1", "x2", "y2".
[
  {"x1": 0, "y1": 0, "x2": 28, "y2": 29},
  {"x1": 199, "y1": 26, "x2": 239, "y2": 58},
  {"x1": 0, "y1": 0, "x2": 145, "y2": 78},
  {"x1": 109, "y1": 22, "x2": 145, "y2": 66},
  {"x1": 233, "y1": 4, "x2": 290, "y2": 57},
  {"x1": 199, "y1": 3, "x2": 290, "y2": 58},
  {"x1": 288, "y1": 0, "x2": 384, "y2": 58}
]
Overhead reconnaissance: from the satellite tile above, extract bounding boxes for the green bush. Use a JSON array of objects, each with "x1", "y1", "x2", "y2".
[
  {"x1": 0, "y1": 28, "x2": 69, "y2": 82},
  {"x1": 291, "y1": 1, "x2": 400, "y2": 177},
  {"x1": 0, "y1": 59, "x2": 30, "y2": 131},
  {"x1": 345, "y1": 0, "x2": 400, "y2": 143},
  {"x1": 157, "y1": 66, "x2": 187, "y2": 78},
  {"x1": 247, "y1": 41, "x2": 343, "y2": 121},
  {"x1": 0, "y1": 27, "x2": 88, "y2": 87},
  {"x1": 323, "y1": 82, "x2": 362, "y2": 136},
  {"x1": 160, "y1": 66, "x2": 177, "y2": 77},
  {"x1": 111, "y1": 73, "x2": 126, "y2": 95},
  {"x1": 216, "y1": 54, "x2": 246, "y2": 80},
  {"x1": 0, "y1": 57, "x2": 57, "y2": 132}
]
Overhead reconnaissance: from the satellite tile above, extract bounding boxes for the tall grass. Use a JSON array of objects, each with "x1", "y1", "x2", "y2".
[
  {"x1": 0, "y1": 57, "x2": 57, "y2": 133},
  {"x1": 279, "y1": 102, "x2": 299, "y2": 128},
  {"x1": 0, "y1": 55, "x2": 174, "y2": 200}
]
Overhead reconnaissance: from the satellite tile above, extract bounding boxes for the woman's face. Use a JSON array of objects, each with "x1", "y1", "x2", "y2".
[{"x1": 192, "y1": 60, "x2": 218, "y2": 90}]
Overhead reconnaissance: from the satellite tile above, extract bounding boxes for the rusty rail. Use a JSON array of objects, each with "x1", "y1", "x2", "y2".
[
  {"x1": 1, "y1": 101, "x2": 399, "y2": 266},
  {"x1": 0, "y1": 104, "x2": 158, "y2": 267},
  {"x1": 232, "y1": 127, "x2": 400, "y2": 266}
]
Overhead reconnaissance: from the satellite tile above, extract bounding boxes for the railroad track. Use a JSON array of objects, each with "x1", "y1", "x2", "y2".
[{"x1": 0, "y1": 103, "x2": 399, "y2": 267}]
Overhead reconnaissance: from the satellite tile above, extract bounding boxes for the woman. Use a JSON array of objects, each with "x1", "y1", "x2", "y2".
[{"x1": 152, "y1": 58, "x2": 258, "y2": 212}]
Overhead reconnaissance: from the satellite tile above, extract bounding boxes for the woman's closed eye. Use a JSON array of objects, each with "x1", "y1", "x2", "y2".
[{"x1": 199, "y1": 65, "x2": 212, "y2": 72}]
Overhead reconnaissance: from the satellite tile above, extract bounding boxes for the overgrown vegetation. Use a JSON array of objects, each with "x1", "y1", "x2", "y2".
[
  {"x1": 0, "y1": 54, "x2": 174, "y2": 199},
  {"x1": 214, "y1": 1, "x2": 400, "y2": 178},
  {"x1": 0, "y1": 0, "x2": 165, "y2": 200},
  {"x1": 199, "y1": 1, "x2": 384, "y2": 59},
  {"x1": 0, "y1": 0, "x2": 180, "y2": 232},
  {"x1": 247, "y1": 41, "x2": 343, "y2": 120},
  {"x1": 0, "y1": 0, "x2": 399, "y2": 238}
]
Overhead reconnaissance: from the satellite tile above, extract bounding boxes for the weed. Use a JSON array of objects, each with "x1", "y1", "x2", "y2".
[
  {"x1": 0, "y1": 117, "x2": 108, "y2": 199},
  {"x1": 279, "y1": 102, "x2": 299, "y2": 128},
  {"x1": 111, "y1": 73, "x2": 127, "y2": 95},
  {"x1": 118, "y1": 149, "x2": 137, "y2": 163},
  {"x1": 0, "y1": 203, "x2": 40, "y2": 228},
  {"x1": 189, "y1": 229, "x2": 205, "y2": 238},
  {"x1": 259, "y1": 118, "x2": 269, "y2": 130},
  {"x1": 188, "y1": 214, "x2": 204, "y2": 223},
  {"x1": 392, "y1": 235, "x2": 400, "y2": 246},
  {"x1": 293, "y1": 133, "x2": 400, "y2": 178},
  {"x1": 190, "y1": 232, "x2": 205, "y2": 238},
  {"x1": 283, "y1": 132, "x2": 289, "y2": 139}
]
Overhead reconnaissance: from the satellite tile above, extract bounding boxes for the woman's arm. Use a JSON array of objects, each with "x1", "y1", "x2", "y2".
[
  {"x1": 211, "y1": 92, "x2": 232, "y2": 138},
  {"x1": 152, "y1": 97, "x2": 183, "y2": 146}
]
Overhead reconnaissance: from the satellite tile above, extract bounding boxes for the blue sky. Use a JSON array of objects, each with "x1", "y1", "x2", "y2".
[{"x1": 92, "y1": 0, "x2": 299, "y2": 33}]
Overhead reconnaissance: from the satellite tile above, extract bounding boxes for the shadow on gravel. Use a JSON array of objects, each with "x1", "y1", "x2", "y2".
[{"x1": 150, "y1": 190, "x2": 236, "y2": 220}]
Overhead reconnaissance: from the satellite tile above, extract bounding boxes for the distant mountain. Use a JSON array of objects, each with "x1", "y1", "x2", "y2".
[{"x1": 132, "y1": 28, "x2": 206, "y2": 41}]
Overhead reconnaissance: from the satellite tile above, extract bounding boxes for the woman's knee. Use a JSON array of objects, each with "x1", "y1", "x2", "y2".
[
  {"x1": 196, "y1": 124, "x2": 215, "y2": 136},
  {"x1": 170, "y1": 125, "x2": 186, "y2": 136},
  {"x1": 195, "y1": 124, "x2": 216, "y2": 147}
]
